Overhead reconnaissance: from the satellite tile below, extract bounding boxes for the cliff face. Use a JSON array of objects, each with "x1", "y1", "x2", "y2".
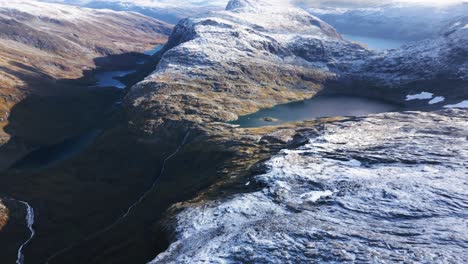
[{"x1": 0, "y1": 0, "x2": 172, "y2": 146}]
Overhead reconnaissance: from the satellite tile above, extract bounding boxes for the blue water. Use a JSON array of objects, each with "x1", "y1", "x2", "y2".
[
  {"x1": 232, "y1": 95, "x2": 399, "y2": 128},
  {"x1": 94, "y1": 45, "x2": 163, "y2": 88},
  {"x1": 144, "y1": 45, "x2": 163, "y2": 55},
  {"x1": 343, "y1": 34, "x2": 408, "y2": 50},
  {"x1": 93, "y1": 70, "x2": 136, "y2": 89}
]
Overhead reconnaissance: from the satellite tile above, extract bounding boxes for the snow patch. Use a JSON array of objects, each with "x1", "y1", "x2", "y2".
[
  {"x1": 300, "y1": 190, "x2": 334, "y2": 203},
  {"x1": 444, "y1": 100, "x2": 468, "y2": 109},
  {"x1": 428, "y1": 96, "x2": 445, "y2": 105},
  {"x1": 405, "y1": 92, "x2": 433, "y2": 101}
]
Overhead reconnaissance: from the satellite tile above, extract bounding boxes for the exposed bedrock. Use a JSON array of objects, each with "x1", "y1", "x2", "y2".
[
  {"x1": 120, "y1": 0, "x2": 468, "y2": 261},
  {"x1": 124, "y1": 0, "x2": 468, "y2": 138}
]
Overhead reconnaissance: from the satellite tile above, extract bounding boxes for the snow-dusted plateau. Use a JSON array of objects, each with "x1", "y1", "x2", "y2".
[{"x1": 0, "y1": 0, "x2": 467, "y2": 263}]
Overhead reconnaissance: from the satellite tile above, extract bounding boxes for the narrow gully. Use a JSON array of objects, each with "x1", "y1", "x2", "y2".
[{"x1": 45, "y1": 131, "x2": 191, "y2": 264}]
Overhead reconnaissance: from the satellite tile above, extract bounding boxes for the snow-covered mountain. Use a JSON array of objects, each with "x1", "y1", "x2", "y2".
[
  {"x1": 307, "y1": 1, "x2": 468, "y2": 40},
  {"x1": 125, "y1": 0, "x2": 467, "y2": 135},
  {"x1": 124, "y1": 0, "x2": 372, "y2": 131},
  {"x1": 119, "y1": 0, "x2": 468, "y2": 262},
  {"x1": 357, "y1": 18, "x2": 468, "y2": 85},
  {"x1": 153, "y1": 109, "x2": 468, "y2": 263},
  {"x1": 40, "y1": 0, "x2": 228, "y2": 23}
]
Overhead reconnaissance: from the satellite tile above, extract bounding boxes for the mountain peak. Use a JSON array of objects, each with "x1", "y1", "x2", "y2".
[{"x1": 225, "y1": 0, "x2": 254, "y2": 10}]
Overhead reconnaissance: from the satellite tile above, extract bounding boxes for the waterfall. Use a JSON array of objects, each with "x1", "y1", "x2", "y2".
[{"x1": 14, "y1": 200, "x2": 35, "y2": 264}]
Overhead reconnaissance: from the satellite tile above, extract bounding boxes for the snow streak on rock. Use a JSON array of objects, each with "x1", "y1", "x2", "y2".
[{"x1": 153, "y1": 110, "x2": 468, "y2": 263}]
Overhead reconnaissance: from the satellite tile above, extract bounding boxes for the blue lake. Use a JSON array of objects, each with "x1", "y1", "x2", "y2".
[{"x1": 343, "y1": 34, "x2": 408, "y2": 50}]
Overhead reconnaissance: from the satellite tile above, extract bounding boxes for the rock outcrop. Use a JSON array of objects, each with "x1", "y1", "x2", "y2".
[
  {"x1": 153, "y1": 109, "x2": 468, "y2": 263},
  {"x1": 0, "y1": 200, "x2": 7, "y2": 230}
]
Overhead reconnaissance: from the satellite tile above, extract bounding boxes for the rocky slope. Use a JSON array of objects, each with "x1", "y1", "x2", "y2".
[
  {"x1": 118, "y1": 0, "x2": 468, "y2": 262},
  {"x1": 124, "y1": 0, "x2": 371, "y2": 135},
  {"x1": 345, "y1": 17, "x2": 468, "y2": 87},
  {"x1": 125, "y1": 0, "x2": 467, "y2": 136},
  {"x1": 0, "y1": 0, "x2": 172, "y2": 167},
  {"x1": 0, "y1": 200, "x2": 7, "y2": 230},
  {"x1": 0, "y1": 0, "x2": 465, "y2": 263},
  {"x1": 154, "y1": 109, "x2": 468, "y2": 263}
]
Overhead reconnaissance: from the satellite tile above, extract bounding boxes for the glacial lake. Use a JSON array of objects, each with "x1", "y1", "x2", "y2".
[
  {"x1": 232, "y1": 95, "x2": 400, "y2": 128},
  {"x1": 343, "y1": 34, "x2": 408, "y2": 50}
]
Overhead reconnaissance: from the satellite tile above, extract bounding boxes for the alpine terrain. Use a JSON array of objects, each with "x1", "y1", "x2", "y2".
[{"x1": 0, "y1": 0, "x2": 466, "y2": 263}]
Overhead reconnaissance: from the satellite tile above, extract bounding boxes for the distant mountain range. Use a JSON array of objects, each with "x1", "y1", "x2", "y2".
[
  {"x1": 39, "y1": 0, "x2": 228, "y2": 23},
  {"x1": 306, "y1": 1, "x2": 468, "y2": 40}
]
